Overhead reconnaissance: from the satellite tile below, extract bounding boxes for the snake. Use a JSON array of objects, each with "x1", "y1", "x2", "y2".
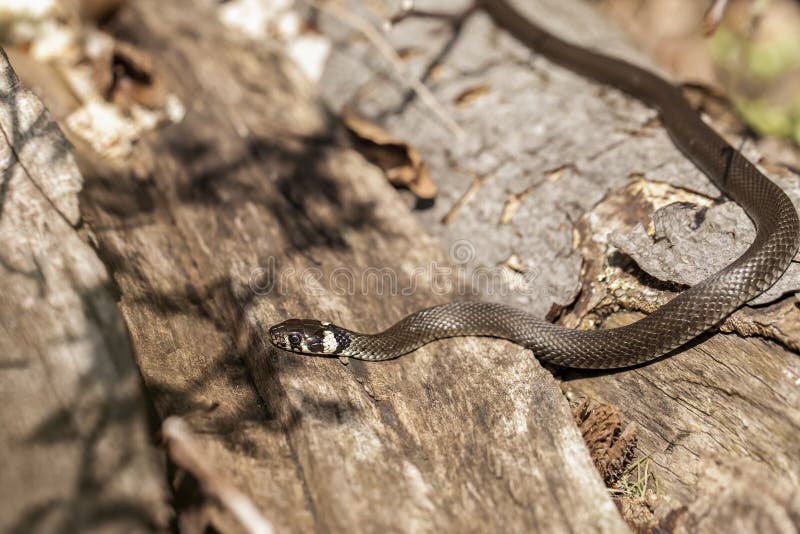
[{"x1": 268, "y1": 0, "x2": 800, "y2": 369}]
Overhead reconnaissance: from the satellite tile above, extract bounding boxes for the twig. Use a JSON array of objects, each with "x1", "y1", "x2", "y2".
[
  {"x1": 703, "y1": 0, "x2": 730, "y2": 35},
  {"x1": 388, "y1": 1, "x2": 479, "y2": 27},
  {"x1": 162, "y1": 417, "x2": 274, "y2": 534},
  {"x1": 303, "y1": 0, "x2": 465, "y2": 138}
]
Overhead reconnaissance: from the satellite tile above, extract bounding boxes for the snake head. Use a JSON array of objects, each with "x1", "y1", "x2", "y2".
[{"x1": 268, "y1": 319, "x2": 350, "y2": 355}]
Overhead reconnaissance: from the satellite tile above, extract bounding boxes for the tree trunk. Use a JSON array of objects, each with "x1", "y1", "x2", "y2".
[
  {"x1": 3, "y1": 0, "x2": 799, "y2": 532},
  {"x1": 319, "y1": 0, "x2": 800, "y2": 528},
  {"x1": 0, "y1": 50, "x2": 169, "y2": 533}
]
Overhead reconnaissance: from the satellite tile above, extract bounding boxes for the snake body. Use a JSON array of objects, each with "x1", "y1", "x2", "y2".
[{"x1": 269, "y1": 1, "x2": 800, "y2": 369}]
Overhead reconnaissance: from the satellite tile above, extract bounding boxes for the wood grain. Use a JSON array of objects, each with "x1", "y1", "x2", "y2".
[
  {"x1": 0, "y1": 49, "x2": 169, "y2": 533},
  {"x1": 6, "y1": 0, "x2": 799, "y2": 530},
  {"x1": 70, "y1": 0, "x2": 626, "y2": 531},
  {"x1": 319, "y1": 0, "x2": 800, "y2": 529}
]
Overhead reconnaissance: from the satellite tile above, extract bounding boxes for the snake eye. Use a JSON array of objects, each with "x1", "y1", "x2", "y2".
[{"x1": 288, "y1": 333, "x2": 301, "y2": 345}]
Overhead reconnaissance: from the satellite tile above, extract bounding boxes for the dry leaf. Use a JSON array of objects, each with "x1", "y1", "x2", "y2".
[
  {"x1": 93, "y1": 39, "x2": 166, "y2": 111},
  {"x1": 681, "y1": 82, "x2": 743, "y2": 133},
  {"x1": 342, "y1": 106, "x2": 437, "y2": 200}
]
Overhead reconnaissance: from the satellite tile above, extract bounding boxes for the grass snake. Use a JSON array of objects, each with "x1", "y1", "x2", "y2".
[{"x1": 269, "y1": 0, "x2": 800, "y2": 368}]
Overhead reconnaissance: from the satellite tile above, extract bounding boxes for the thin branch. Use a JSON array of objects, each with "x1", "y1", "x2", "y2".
[
  {"x1": 303, "y1": 0, "x2": 465, "y2": 138},
  {"x1": 387, "y1": 2, "x2": 479, "y2": 27},
  {"x1": 162, "y1": 417, "x2": 274, "y2": 534},
  {"x1": 703, "y1": 0, "x2": 730, "y2": 35}
]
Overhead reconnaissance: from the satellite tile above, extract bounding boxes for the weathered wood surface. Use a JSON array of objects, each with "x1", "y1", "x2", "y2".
[
  {"x1": 70, "y1": 0, "x2": 625, "y2": 531},
  {"x1": 319, "y1": 0, "x2": 800, "y2": 529},
  {"x1": 7, "y1": 0, "x2": 800, "y2": 531},
  {"x1": 0, "y1": 50, "x2": 169, "y2": 533}
]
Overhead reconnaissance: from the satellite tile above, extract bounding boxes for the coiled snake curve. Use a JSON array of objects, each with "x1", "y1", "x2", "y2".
[{"x1": 269, "y1": 1, "x2": 800, "y2": 369}]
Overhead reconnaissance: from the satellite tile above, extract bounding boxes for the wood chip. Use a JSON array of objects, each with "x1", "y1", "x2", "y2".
[{"x1": 454, "y1": 84, "x2": 491, "y2": 107}]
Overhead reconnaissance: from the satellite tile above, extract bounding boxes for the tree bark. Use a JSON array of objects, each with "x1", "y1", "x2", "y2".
[
  {"x1": 4, "y1": 0, "x2": 800, "y2": 531},
  {"x1": 0, "y1": 50, "x2": 169, "y2": 533},
  {"x1": 87, "y1": 0, "x2": 628, "y2": 530},
  {"x1": 319, "y1": 0, "x2": 800, "y2": 529}
]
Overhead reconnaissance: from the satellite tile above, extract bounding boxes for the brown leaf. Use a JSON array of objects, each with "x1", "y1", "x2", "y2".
[
  {"x1": 681, "y1": 82, "x2": 743, "y2": 133},
  {"x1": 93, "y1": 39, "x2": 166, "y2": 111},
  {"x1": 342, "y1": 106, "x2": 437, "y2": 200}
]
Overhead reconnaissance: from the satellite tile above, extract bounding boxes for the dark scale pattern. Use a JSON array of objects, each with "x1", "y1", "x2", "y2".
[
  {"x1": 305, "y1": 2, "x2": 800, "y2": 369},
  {"x1": 332, "y1": 327, "x2": 351, "y2": 354}
]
